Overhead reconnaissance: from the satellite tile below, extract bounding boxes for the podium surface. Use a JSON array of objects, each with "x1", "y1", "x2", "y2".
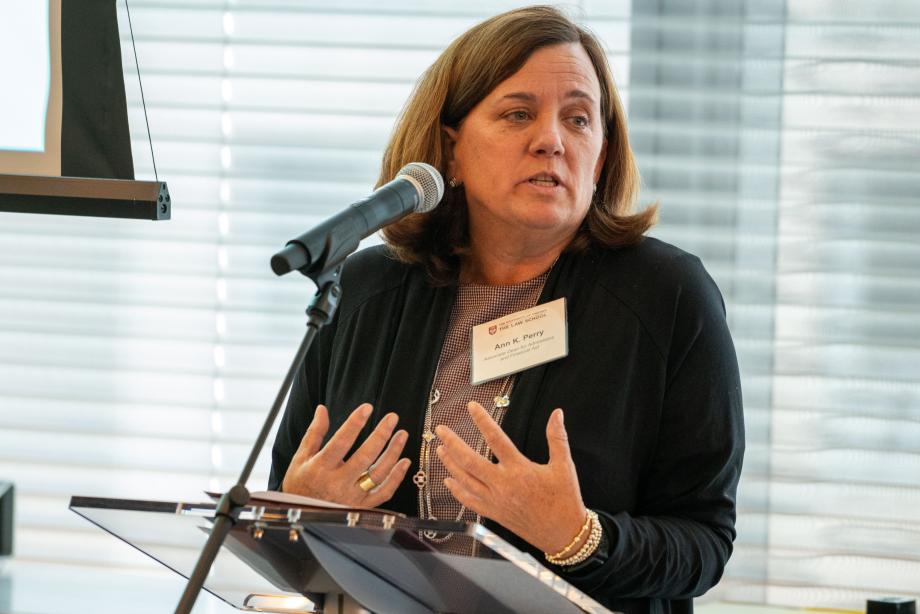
[{"x1": 69, "y1": 495, "x2": 612, "y2": 614}]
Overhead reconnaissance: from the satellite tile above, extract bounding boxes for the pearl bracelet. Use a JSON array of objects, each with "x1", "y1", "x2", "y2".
[
  {"x1": 544, "y1": 510, "x2": 592, "y2": 563},
  {"x1": 545, "y1": 509, "x2": 602, "y2": 567}
]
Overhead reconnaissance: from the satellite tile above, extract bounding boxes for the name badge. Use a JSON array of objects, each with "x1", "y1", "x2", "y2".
[{"x1": 470, "y1": 297, "x2": 568, "y2": 385}]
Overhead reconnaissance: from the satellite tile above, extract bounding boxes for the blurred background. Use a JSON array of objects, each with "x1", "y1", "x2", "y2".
[{"x1": 0, "y1": 1, "x2": 918, "y2": 612}]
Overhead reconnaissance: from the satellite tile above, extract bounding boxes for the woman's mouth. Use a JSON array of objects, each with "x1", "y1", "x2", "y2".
[{"x1": 528, "y1": 173, "x2": 561, "y2": 187}]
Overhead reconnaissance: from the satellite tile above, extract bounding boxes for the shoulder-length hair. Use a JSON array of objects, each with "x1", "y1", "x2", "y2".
[{"x1": 379, "y1": 5, "x2": 657, "y2": 285}]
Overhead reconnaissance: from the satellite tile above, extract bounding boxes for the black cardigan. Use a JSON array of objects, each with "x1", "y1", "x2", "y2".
[{"x1": 269, "y1": 238, "x2": 745, "y2": 614}]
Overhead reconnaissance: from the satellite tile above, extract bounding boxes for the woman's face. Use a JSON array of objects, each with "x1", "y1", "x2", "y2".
[{"x1": 446, "y1": 42, "x2": 607, "y2": 247}]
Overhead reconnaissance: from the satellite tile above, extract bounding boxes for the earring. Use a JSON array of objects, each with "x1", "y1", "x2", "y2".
[{"x1": 448, "y1": 177, "x2": 462, "y2": 189}]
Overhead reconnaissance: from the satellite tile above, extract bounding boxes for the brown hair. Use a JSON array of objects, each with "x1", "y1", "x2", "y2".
[{"x1": 379, "y1": 5, "x2": 657, "y2": 285}]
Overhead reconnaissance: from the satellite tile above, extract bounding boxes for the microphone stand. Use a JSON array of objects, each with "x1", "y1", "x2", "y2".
[{"x1": 174, "y1": 262, "x2": 344, "y2": 614}]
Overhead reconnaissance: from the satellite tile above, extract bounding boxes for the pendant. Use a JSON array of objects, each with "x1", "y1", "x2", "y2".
[
  {"x1": 412, "y1": 470, "x2": 427, "y2": 488},
  {"x1": 430, "y1": 389, "x2": 441, "y2": 404},
  {"x1": 423, "y1": 513, "x2": 440, "y2": 541},
  {"x1": 494, "y1": 394, "x2": 510, "y2": 408},
  {"x1": 423, "y1": 430, "x2": 435, "y2": 442}
]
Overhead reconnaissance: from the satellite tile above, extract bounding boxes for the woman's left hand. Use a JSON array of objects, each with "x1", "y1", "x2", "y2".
[{"x1": 435, "y1": 402, "x2": 589, "y2": 555}]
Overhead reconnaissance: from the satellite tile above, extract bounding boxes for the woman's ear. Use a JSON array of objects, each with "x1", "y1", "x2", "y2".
[
  {"x1": 442, "y1": 125, "x2": 460, "y2": 179},
  {"x1": 593, "y1": 138, "x2": 608, "y2": 184}
]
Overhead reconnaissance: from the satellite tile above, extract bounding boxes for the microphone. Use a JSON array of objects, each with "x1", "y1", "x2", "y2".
[{"x1": 271, "y1": 162, "x2": 444, "y2": 277}]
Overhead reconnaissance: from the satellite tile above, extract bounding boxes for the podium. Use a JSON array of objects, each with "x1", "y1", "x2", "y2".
[{"x1": 69, "y1": 495, "x2": 613, "y2": 614}]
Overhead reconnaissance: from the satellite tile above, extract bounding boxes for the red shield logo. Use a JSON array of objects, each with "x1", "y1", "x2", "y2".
[{"x1": 488, "y1": 325, "x2": 497, "y2": 335}]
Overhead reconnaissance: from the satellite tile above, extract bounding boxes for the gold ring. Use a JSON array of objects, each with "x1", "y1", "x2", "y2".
[{"x1": 355, "y1": 470, "x2": 377, "y2": 492}]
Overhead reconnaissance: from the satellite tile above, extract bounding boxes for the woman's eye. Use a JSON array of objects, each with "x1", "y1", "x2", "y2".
[
  {"x1": 571, "y1": 115, "x2": 590, "y2": 128},
  {"x1": 506, "y1": 110, "x2": 529, "y2": 122}
]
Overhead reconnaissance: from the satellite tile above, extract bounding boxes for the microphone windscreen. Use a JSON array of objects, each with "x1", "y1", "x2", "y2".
[{"x1": 397, "y1": 162, "x2": 444, "y2": 212}]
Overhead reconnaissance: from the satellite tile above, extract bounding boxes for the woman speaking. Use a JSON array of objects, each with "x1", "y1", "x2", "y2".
[{"x1": 269, "y1": 6, "x2": 744, "y2": 614}]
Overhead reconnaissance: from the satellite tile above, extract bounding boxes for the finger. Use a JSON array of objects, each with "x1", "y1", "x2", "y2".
[
  {"x1": 436, "y1": 445, "x2": 491, "y2": 498},
  {"x1": 320, "y1": 403, "x2": 373, "y2": 463},
  {"x1": 367, "y1": 429, "x2": 408, "y2": 483},
  {"x1": 346, "y1": 412, "x2": 400, "y2": 471},
  {"x1": 435, "y1": 426, "x2": 494, "y2": 482},
  {"x1": 294, "y1": 404, "x2": 329, "y2": 461},
  {"x1": 546, "y1": 408, "x2": 574, "y2": 466},
  {"x1": 435, "y1": 424, "x2": 488, "y2": 463},
  {"x1": 467, "y1": 401, "x2": 519, "y2": 462},
  {"x1": 365, "y1": 458, "x2": 412, "y2": 508},
  {"x1": 443, "y1": 477, "x2": 489, "y2": 519}
]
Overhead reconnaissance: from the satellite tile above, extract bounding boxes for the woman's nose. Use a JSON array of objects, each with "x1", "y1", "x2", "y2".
[{"x1": 529, "y1": 116, "x2": 565, "y2": 157}]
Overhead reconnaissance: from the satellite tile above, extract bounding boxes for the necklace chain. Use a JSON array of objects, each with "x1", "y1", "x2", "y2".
[
  {"x1": 415, "y1": 373, "x2": 515, "y2": 542},
  {"x1": 414, "y1": 271, "x2": 551, "y2": 544}
]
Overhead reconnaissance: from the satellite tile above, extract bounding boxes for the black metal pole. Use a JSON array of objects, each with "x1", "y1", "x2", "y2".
[{"x1": 174, "y1": 267, "x2": 343, "y2": 614}]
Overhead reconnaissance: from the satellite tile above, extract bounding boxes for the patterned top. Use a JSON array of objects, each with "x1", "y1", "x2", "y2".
[{"x1": 421, "y1": 270, "x2": 549, "y2": 549}]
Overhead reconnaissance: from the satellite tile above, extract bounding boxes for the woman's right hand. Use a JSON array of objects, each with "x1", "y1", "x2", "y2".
[{"x1": 281, "y1": 403, "x2": 411, "y2": 507}]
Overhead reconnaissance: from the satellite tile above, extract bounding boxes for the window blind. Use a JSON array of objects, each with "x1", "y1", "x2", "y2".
[{"x1": 630, "y1": 0, "x2": 920, "y2": 609}]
